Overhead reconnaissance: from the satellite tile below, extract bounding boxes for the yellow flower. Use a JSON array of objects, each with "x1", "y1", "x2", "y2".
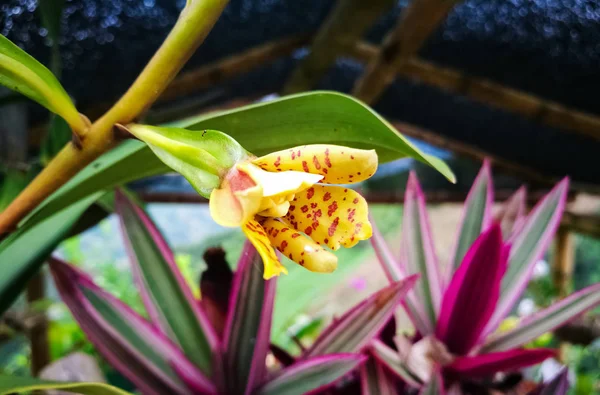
[{"x1": 210, "y1": 144, "x2": 378, "y2": 279}]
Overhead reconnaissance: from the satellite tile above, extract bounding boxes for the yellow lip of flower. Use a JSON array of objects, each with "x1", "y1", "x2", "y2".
[{"x1": 209, "y1": 144, "x2": 378, "y2": 279}]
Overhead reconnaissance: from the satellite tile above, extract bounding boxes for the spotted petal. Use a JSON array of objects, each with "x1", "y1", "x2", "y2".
[
  {"x1": 253, "y1": 144, "x2": 377, "y2": 184},
  {"x1": 283, "y1": 185, "x2": 372, "y2": 250},
  {"x1": 262, "y1": 218, "x2": 338, "y2": 273},
  {"x1": 242, "y1": 218, "x2": 288, "y2": 279}
]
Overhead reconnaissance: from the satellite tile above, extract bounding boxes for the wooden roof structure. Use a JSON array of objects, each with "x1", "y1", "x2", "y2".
[{"x1": 1, "y1": 0, "x2": 599, "y2": 239}]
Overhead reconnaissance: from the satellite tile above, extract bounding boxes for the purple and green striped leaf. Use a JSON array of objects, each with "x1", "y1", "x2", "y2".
[
  {"x1": 49, "y1": 258, "x2": 215, "y2": 395},
  {"x1": 303, "y1": 276, "x2": 418, "y2": 358},
  {"x1": 448, "y1": 348, "x2": 555, "y2": 377},
  {"x1": 222, "y1": 242, "x2": 277, "y2": 395},
  {"x1": 360, "y1": 357, "x2": 399, "y2": 395},
  {"x1": 447, "y1": 160, "x2": 494, "y2": 278},
  {"x1": 495, "y1": 186, "x2": 527, "y2": 240},
  {"x1": 419, "y1": 370, "x2": 445, "y2": 395},
  {"x1": 370, "y1": 339, "x2": 421, "y2": 388},
  {"x1": 398, "y1": 172, "x2": 443, "y2": 333},
  {"x1": 371, "y1": 222, "x2": 431, "y2": 336},
  {"x1": 116, "y1": 192, "x2": 217, "y2": 374},
  {"x1": 0, "y1": 375, "x2": 132, "y2": 395},
  {"x1": 484, "y1": 179, "x2": 569, "y2": 336},
  {"x1": 538, "y1": 367, "x2": 569, "y2": 395},
  {"x1": 436, "y1": 225, "x2": 508, "y2": 355},
  {"x1": 482, "y1": 283, "x2": 600, "y2": 352},
  {"x1": 258, "y1": 354, "x2": 366, "y2": 395}
]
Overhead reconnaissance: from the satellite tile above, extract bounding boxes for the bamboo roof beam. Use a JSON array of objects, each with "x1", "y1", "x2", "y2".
[
  {"x1": 352, "y1": 0, "x2": 464, "y2": 104},
  {"x1": 391, "y1": 121, "x2": 600, "y2": 195},
  {"x1": 282, "y1": 0, "x2": 396, "y2": 94},
  {"x1": 351, "y1": 43, "x2": 600, "y2": 141}
]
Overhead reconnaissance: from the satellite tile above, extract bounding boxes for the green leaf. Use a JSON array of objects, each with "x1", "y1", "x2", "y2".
[
  {"x1": 0, "y1": 192, "x2": 101, "y2": 314},
  {"x1": 0, "y1": 170, "x2": 31, "y2": 212},
  {"x1": 0, "y1": 375, "x2": 133, "y2": 395},
  {"x1": 448, "y1": 161, "x2": 493, "y2": 276},
  {"x1": 116, "y1": 193, "x2": 217, "y2": 374},
  {"x1": 180, "y1": 92, "x2": 455, "y2": 182},
  {"x1": 258, "y1": 354, "x2": 366, "y2": 395},
  {"x1": 0, "y1": 34, "x2": 84, "y2": 132}
]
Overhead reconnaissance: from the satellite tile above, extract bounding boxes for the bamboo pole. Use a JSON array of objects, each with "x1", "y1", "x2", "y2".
[
  {"x1": 552, "y1": 228, "x2": 575, "y2": 298},
  {"x1": 351, "y1": 43, "x2": 600, "y2": 141},
  {"x1": 282, "y1": 0, "x2": 396, "y2": 94},
  {"x1": 352, "y1": 0, "x2": 464, "y2": 104}
]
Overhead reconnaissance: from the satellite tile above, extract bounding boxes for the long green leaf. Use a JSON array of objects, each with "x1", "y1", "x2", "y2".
[
  {"x1": 181, "y1": 91, "x2": 454, "y2": 181},
  {"x1": 25, "y1": 92, "x2": 454, "y2": 229},
  {"x1": 0, "y1": 192, "x2": 101, "y2": 314},
  {"x1": 0, "y1": 35, "x2": 84, "y2": 132},
  {"x1": 481, "y1": 283, "x2": 600, "y2": 353},
  {"x1": 116, "y1": 193, "x2": 217, "y2": 375},
  {"x1": 0, "y1": 375, "x2": 132, "y2": 395},
  {"x1": 258, "y1": 354, "x2": 366, "y2": 395},
  {"x1": 484, "y1": 179, "x2": 568, "y2": 336}
]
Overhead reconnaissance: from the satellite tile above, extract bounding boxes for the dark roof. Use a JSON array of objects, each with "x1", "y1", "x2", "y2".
[{"x1": 2, "y1": 0, "x2": 599, "y2": 187}]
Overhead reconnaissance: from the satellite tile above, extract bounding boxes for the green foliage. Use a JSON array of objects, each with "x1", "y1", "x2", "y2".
[
  {"x1": 0, "y1": 375, "x2": 133, "y2": 395},
  {"x1": 0, "y1": 35, "x2": 83, "y2": 132}
]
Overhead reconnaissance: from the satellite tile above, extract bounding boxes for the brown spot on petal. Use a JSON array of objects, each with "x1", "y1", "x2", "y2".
[
  {"x1": 310, "y1": 202, "x2": 318, "y2": 209},
  {"x1": 281, "y1": 228, "x2": 289, "y2": 233},
  {"x1": 312, "y1": 155, "x2": 321, "y2": 170},
  {"x1": 323, "y1": 192, "x2": 332, "y2": 201},
  {"x1": 324, "y1": 238, "x2": 329, "y2": 244},
  {"x1": 324, "y1": 149, "x2": 332, "y2": 168},
  {"x1": 301, "y1": 205, "x2": 309, "y2": 213},
  {"x1": 305, "y1": 226, "x2": 313, "y2": 235},
  {"x1": 327, "y1": 201, "x2": 338, "y2": 217},
  {"x1": 302, "y1": 161, "x2": 309, "y2": 173},
  {"x1": 291, "y1": 150, "x2": 296, "y2": 160},
  {"x1": 306, "y1": 188, "x2": 315, "y2": 199},
  {"x1": 292, "y1": 233, "x2": 301, "y2": 238},
  {"x1": 290, "y1": 205, "x2": 296, "y2": 211},
  {"x1": 274, "y1": 156, "x2": 281, "y2": 167},
  {"x1": 280, "y1": 240, "x2": 288, "y2": 250},
  {"x1": 328, "y1": 217, "x2": 340, "y2": 237},
  {"x1": 351, "y1": 155, "x2": 355, "y2": 159},
  {"x1": 348, "y1": 208, "x2": 356, "y2": 222},
  {"x1": 353, "y1": 198, "x2": 359, "y2": 204}
]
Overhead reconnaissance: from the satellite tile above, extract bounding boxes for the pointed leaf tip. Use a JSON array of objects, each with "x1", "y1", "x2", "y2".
[
  {"x1": 447, "y1": 161, "x2": 495, "y2": 278},
  {"x1": 0, "y1": 35, "x2": 86, "y2": 133},
  {"x1": 304, "y1": 276, "x2": 418, "y2": 357}
]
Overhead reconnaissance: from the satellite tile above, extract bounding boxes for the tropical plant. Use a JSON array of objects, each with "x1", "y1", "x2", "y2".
[
  {"x1": 0, "y1": 192, "x2": 419, "y2": 395},
  {"x1": 369, "y1": 162, "x2": 600, "y2": 393},
  {"x1": 0, "y1": 0, "x2": 454, "y2": 329}
]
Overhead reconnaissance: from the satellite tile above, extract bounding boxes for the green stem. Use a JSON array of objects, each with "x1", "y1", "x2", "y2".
[{"x1": 0, "y1": 0, "x2": 229, "y2": 235}]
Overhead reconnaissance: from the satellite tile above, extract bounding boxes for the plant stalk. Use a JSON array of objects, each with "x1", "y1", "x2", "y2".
[{"x1": 0, "y1": 0, "x2": 228, "y2": 235}]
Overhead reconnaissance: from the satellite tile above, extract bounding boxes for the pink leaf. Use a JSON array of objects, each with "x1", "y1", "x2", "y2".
[
  {"x1": 447, "y1": 160, "x2": 494, "y2": 280},
  {"x1": 436, "y1": 225, "x2": 508, "y2": 355},
  {"x1": 448, "y1": 348, "x2": 555, "y2": 377}
]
